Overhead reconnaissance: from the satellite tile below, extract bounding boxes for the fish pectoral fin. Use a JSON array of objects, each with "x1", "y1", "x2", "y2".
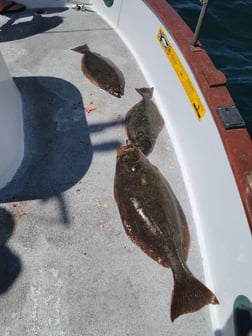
[
  {"x1": 139, "y1": 244, "x2": 171, "y2": 269},
  {"x1": 181, "y1": 212, "x2": 190, "y2": 261}
]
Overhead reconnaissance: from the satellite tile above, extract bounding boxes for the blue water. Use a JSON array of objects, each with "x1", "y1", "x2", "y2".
[{"x1": 167, "y1": 0, "x2": 252, "y2": 136}]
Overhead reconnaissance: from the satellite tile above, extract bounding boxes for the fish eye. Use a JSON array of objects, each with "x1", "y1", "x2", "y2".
[
  {"x1": 121, "y1": 153, "x2": 130, "y2": 163},
  {"x1": 136, "y1": 128, "x2": 144, "y2": 137},
  {"x1": 120, "y1": 150, "x2": 140, "y2": 166},
  {"x1": 140, "y1": 140, "x2": 152, "y2": 152},
  {"x1": 127, "y1": 161, "x2": 141, "y2": 173}
]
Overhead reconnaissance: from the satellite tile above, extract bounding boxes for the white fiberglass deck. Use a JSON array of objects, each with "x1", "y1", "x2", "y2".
[{"x1": 0, "y1": 5, "x2": 216, "y2": 336}]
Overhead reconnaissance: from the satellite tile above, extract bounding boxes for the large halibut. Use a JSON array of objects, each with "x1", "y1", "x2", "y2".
[
  {"x1": 125, "y1": 87, "x2": 164, "y2": 155},
  {"x1": 114, "y1": 144, "x2": 219, "y2": 321},
  {"x1": 72, "y1": 44, "x2": 125, "y2": 98}
]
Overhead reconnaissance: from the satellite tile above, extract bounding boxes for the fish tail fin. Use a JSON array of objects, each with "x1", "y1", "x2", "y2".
[
  {"x1": 71, "y1": 44, "x2": 90, "y2": 54},
  {"x1": 171, "y1": 271, "x2": 219, "y2": 322},
  {"x1": 135, "y1": 87, "x2": 154, "y2": 99}
]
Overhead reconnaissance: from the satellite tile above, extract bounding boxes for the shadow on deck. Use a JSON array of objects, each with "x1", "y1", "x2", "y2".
[
  {"x1": 0, "y1": 208, "x2": 22, "y2": 295},
  {"x1": 0, "y1": 76, "x2": 93, "y2": 202},
  {"x1": 0, "y1": 8, "x2": 67, "y2": 43},
  {"x1": 0, "y1": 75, "x2": 123, "y2": 203},
  {"x1": 0, "y1": 76, "x2": 123, "y2": 294}
]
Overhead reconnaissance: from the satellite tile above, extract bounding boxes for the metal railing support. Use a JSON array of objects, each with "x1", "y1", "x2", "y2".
[{"x1": 191, "y1": 0, "x2": 209, "y2": 47}]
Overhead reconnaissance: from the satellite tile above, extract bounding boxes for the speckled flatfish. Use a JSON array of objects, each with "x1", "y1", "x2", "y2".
[
  {"x1": 125, "y1": 87, "x2": 164, "y2": 155},
  {"x1": 72, "y1": 44, "x2": 125, "y2": 98},
  {"x1": 114, "y1": 144, "x2": 219, "y2": 321}
]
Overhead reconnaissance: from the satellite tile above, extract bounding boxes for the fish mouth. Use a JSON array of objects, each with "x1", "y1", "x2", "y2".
[
  {"x1": 116, "y1": 144, "x2": 141, "y2": 171},
  {"x1": 109, "y1": 88, "x2": 123, "y2": 98},
  {"x1": 116, "y1": 144, "x2": 134, "y2": 155},
  {"x1": 135, "y1": 139, "x2": 152, "y2": 156}
]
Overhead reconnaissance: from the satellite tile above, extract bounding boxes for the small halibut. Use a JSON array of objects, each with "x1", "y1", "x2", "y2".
[
  {"x1": 114, "y1": 144, "x2": 219, "y2": 321},
  {"x1": 72, "y1": 44, "x2": 125, "y2": 98},
  {"x1": 125, "y1": 87, "x2": 164, "y2": 155}
]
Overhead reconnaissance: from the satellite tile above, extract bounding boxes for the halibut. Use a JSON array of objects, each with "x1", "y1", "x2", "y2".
[
  {"x1": 114, "y1": 144, "x2": 219, "y2": 321},
  {"x1": 125, "y1": 87, "x2": 164, "y2": 155},
  {"x1": 72, "y1": 44, "x2": 125, "y2": 98}
]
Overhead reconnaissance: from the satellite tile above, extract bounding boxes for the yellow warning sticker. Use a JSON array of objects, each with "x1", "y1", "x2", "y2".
[{"x1": 157, "y1": 27, "x2": 206, "y2": 121}]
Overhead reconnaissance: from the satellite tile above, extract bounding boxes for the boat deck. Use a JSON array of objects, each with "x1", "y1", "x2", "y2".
[{"x1": 0, "y1": 6, "x2": 213, "y2": 335}]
